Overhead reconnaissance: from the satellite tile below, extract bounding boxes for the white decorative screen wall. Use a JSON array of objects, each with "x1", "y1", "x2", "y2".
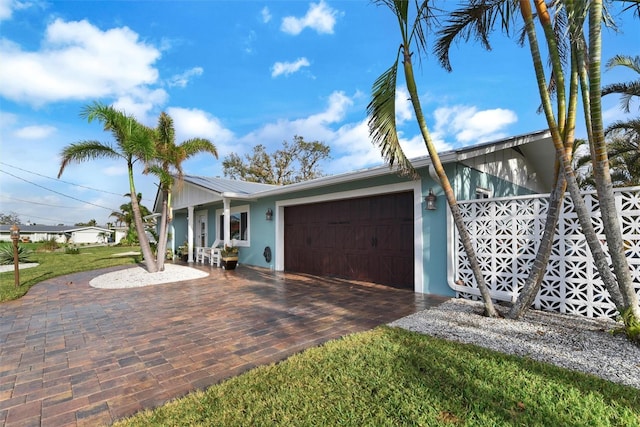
[{"x1": 453, "y1": 187, "x2": 640, "y2": 319}]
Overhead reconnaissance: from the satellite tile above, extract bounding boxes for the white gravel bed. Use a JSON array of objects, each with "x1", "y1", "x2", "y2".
[
  {"x1": 390, "y1": 298, "x2": 640, "y2": 389},
  {"x1": 0, "y1": 263, "x2": 39, "y2": 273},
  {"x1": 90, "y1": 264, "x2": 209, "y2": 289}
]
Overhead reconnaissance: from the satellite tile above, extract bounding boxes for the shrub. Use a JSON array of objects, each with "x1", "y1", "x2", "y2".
[
  {"x1": 64, "y1": 246, "x2": 80, "y2": 255},
  {"x1": 0, "y1": 243, "x2": 33, "y2": 265},
  {"x1": 41, "y1": 238, "x2": 60, "y2": 251}
]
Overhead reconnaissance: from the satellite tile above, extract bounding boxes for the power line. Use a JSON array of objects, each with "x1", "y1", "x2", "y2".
[
  {"x1": 0, "y1": 169, "x2": 116, "y2": 211},
  {"x1": 0, "y1": 161, "x2": 155, "y2": 203},
  {"x1": 0, "y1": 161, "x2": 125, "y2": 197},
  {"x1": 9, "y1": 212, "x2": 70, "y2": 225},
  {"x1": 0, "y1": 195, "x2": 86, "y2": 209}
]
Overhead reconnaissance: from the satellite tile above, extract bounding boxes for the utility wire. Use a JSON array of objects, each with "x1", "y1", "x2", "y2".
[
  {"x1": 0, "y1": 195, "x2": 85, "y2": 209},
  {"x1": 0, "y1": 161, "x2": 125, "y2": 197},
  {"x1": 0, "y1": 169, "x2": 116, "y2": 211},
  {"x1": 8, "y1": 212, "x2": 71, "y2": 225}
]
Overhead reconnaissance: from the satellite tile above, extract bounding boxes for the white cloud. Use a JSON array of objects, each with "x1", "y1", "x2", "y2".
[
  {"x1": 234, "y1": 91, "x2": 376, "y2": 175},
  {"x1": 0, "y1": 0, "x2": 13, "y2": 21},
  {"x1": 0, "y1": 19, "x2": 161, "y2": 106},
  {"x1": 103, "y1": 165, "x2": 127, "y2": 177},
  {"x1": 13, "y1": 124, "x2": 56, "y2": 139},
  {"x1": 433, "y1": 105, "x2": 517, "y2": 145},
  {"x1": 271, "y1": 57, "x2": 310, "y2": 78},
  {"x1": 112, "y1": 87, "x2": 168, "y2": 126},
  {"x1": 0, "y1": 0, "x2": 32, "y2": 22},
  {"x1": 261, "y1": 6, "x2": 271, "y2": 23},
  {"x1": 395, "y1": 87, "x2": 413, "y2": 125},
  {"x1": 328, "y1": 120, "x2": 383, "y2": 173},
  {"x1": 167, "y1": 107, "x2": 235, "y2": 147},
  {"x1": 168, "y1": 67, "x2": 203, "y2": 88},
  {"x1": 281, "y1": 0, "x2": 338, "y2": 35}
]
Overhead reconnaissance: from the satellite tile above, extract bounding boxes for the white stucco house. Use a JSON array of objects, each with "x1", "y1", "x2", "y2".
[{"x1": 0, "y1": 225, "x2": 113, "y2": 244}]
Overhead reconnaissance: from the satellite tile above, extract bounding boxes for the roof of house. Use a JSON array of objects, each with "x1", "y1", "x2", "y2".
[
  {"x1": 182, "y1": 176, "x2": 280, "y2": 196},
  {"x1": 0, "y1": 225, "x2": 111, "y2": 233},
  {"x1": 157, "y1": 129, "x2": 554, "y2": 209}
]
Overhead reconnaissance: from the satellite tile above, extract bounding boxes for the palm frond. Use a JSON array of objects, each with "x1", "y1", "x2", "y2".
[
  {"x1": 367, "y1": 60, "x2": 417, "y2": 177},
  {"x1": 434, "y1": 0, "x2": 518, "y2": 72},
  {"x1": 57, "y1": 141, "x2": 120, "y2": 178}
]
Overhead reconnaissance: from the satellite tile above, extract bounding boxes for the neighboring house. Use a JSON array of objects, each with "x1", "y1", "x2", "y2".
[
  {"x1": 156, "y1": 130, "x2": 555, "y2": 296},
  {"x1": 0, "y1": 225, "x2": 113, "y2": 244}
]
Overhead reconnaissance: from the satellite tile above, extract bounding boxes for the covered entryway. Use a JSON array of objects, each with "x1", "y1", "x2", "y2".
[{"x1": 284, "y1": 191, "x2": 415, "y2": 289}]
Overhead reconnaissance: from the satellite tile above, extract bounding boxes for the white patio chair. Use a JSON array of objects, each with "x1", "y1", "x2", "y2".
[{"x1": 197, "y1": 239, "x2": 222, "y2": 267}]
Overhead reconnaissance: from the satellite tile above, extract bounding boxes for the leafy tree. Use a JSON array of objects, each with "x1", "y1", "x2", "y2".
[
  {"x1": 58, "y1": 102, "x2": 158, "y2": 272},
  {"x1": 74, "y1": 219, "x2": 98, "y2": 227},
  {"x1": 222, "y1": 136, "x2": 330, "y2": 185},
  {"x1": 0, "y1": 212, "x2": 21, "y2": 225},
  {"x1": 145, "y1": 112, "x2": 218, "y2": 270}
]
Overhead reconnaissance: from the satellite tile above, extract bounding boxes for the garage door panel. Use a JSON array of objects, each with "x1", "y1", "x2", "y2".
[{"x1": 284, "y1": 191, "x2": 414, "y2": 289}]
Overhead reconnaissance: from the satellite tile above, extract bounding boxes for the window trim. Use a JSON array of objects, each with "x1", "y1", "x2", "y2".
[
  {"x1": 475, "y1": 187, "x2": 492, "y2": 199},
  {"x1": 216, "y1": 204, "x2": 250, "y2": 247}
]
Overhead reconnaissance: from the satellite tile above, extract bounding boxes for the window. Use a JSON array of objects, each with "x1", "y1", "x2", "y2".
[
  {"x1": 476, "y1": 188, "x2": 492, "y2": 199},
  {"x1": 217, "y1": 205, "x2": 250, "y2": 247}
]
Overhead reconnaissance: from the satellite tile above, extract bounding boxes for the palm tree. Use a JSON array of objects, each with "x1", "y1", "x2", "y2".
[
  {"x1": 433, "y1": 0, "x2": 639, "y2": 331},
  {"x1": 603, "y1": 54, "x2": 640, "y2": 186},
  {"x1": 58, "y1": 102, "x2": 158, "y2": 272},
  {"x1": 602, "y1": 55, "x2": 640, "y2": 113},
  {"x1": 145, "y1": 112, "x2": 218, "y2": 270},
  {"x1": 368, "y1": 0, "x2": 498, "y2": 317}
]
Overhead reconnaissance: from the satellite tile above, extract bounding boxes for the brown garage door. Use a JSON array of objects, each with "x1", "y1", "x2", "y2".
[{"x1": 284, "y1": 191, "x2": 415, "y2": 289}]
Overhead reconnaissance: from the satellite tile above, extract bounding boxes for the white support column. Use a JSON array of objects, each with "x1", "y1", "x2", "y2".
[
  {"x1": 187, "y1": 205, "x2": 194, "y2": 262},
  {"x1": 170, "y1": 225, "x2": 175, "y2": 260},
  {"x1": 223, "y1": 198, "x2": 231, "y2": 246}
]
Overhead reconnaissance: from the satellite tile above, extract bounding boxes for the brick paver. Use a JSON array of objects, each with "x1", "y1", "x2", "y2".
[{"x1": 0, "y1": 263, "x2": 447, "y2": 426}]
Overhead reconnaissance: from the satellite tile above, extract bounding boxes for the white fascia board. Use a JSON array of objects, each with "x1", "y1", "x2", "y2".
[
  {"x1": 453, "y1": 129, "x2": 551, "y2": 162},
  {"x1": 220, "y1": 192, "x2": 258, "y2": 201}
]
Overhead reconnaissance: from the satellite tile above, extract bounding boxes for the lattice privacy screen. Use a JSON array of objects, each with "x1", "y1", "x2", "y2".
[{"x1": 453, "y1": 187, "x2": 640, "y2": 319}]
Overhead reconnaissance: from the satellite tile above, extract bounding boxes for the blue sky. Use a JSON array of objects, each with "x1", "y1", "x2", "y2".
[{"x1": 0, "y1": 0, "x2": 637, "y2": 226}]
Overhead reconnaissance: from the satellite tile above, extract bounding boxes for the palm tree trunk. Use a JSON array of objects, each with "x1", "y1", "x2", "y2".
[
  {"x1": 587, "y1": 1, "x2": 640, "y2": 320},
  {"x1": 508, "y1": 26, "x2": 581, "y2": 320},
  {"x1": 519, "y1": 0, "x2": 625, "y2": 310},
  {"x1": 155, "y1": 190, "x2": 169, "y2": 271},
  {"x1": 403, "y1": 47, "x2": 498, "y2": 317},
  {"x1": 128, "y1": 162, "x2": 158, "y2": 273},
  {"x1": 508, "y1": 173, "x2": 566, "y2": 318}
]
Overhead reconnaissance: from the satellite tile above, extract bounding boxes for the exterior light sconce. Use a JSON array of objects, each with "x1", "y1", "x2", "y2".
[
  {"x1": 265, "y1": 208, "x2": 273, "y2": 221},
  {"x1": 10, "y1": 224, "x2": 20, "y2": 287},
  {"x1": 425, "y1": 189, "x2": 437, "y2": 211}
]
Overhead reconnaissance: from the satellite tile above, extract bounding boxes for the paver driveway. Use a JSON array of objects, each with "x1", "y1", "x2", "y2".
[{"x1": 0, "y1": 264, "x2": 448, "y2": 426}]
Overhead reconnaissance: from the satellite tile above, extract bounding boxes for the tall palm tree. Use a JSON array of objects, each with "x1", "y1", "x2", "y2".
[
  {"x1": 368, "y1": 0, "x2": 498, "y2": 317},
  {"x1": 434, "y1": 0, "x2": 639, "y2": 331},
  {"x1": 145, "y1": 112, "x2": 218, "y2": 270},
  {"x1": 58, "y1": 102, "x2": 158, "y2": 272}
]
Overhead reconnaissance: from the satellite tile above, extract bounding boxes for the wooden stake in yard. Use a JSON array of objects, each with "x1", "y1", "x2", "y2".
[{"x1": 10, "y1": 224, "x2": 20, "y2": 287}]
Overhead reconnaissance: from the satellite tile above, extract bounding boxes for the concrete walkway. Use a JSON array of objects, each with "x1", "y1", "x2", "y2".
[{"x1": 0, "y1": 264, "x2": 447, "y2": 426}]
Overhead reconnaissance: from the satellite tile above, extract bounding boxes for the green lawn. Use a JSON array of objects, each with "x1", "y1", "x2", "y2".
[
  {"x1": 115, "y1": 326, "x2": 640, "y2": 427},
  {"x1": 0, "y1": 244, "x2": 141, "y2": 302}
]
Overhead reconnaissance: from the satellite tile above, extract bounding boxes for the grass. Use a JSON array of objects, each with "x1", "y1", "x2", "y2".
[
  {"x1": 114, "y1": 326, "x2": 640, "y2": 427},
  {"x1": 0, "y1": 243, "x2": 141, "y2": 302}
]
